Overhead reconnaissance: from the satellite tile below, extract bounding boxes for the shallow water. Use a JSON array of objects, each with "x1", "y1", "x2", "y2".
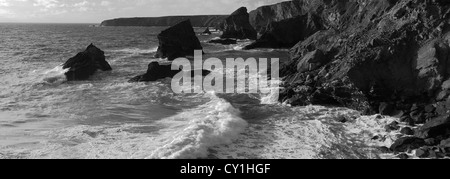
[{"x1": 0, "y1": 23, "x2": 397, "y2": 159}]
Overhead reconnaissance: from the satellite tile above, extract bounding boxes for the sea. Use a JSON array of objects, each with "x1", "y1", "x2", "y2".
[{"x1": 0, "y1": 23, "x2": 400, "y2": 159}]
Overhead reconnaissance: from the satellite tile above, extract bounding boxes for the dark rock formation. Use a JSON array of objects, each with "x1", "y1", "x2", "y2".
[
  {"x1": 63, "y1": 44, "x2": 112, "y2": 81},
  {"x1": 208, "y1": 38, "x2": 237, "y2": 45},
  {"x1": 100, "y1": 15, "x2": 227, "y2": 27},
  {"x1": 154, "y1": 20, "x2": 203, "y2": 61},
  {"x1": 244, "y1": 14, "x2": 323, "y2": 49},
  {"x1": 249, "y1": 0, "x2": 305, "y2": 33},
  {"x1": 129, "y1": 62, "x2": 211, "y2": 82},
  {"x1": 416, "y1": 115, "x2": 450, "y2": 139},
  {"x1": 220, "y1": 7, "x2": 258, "y2": 40},
  {"x1": 390, "y1": 137, "x2": 425, "y2": 153},
  {"x1": 273, "y1": 0, "x2": 450, "y2": 157},
  {"x1": 400, "y1": 127, "x2": 415, "y2": 136}
]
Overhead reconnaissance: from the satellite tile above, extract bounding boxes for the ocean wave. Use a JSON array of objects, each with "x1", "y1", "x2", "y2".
[
  {"x1": 108, "y1": 47, "x2": 158, "y2": 55},
  {"x1": 148, "y1": 93, "x2": 248, "y2": 159},
  {"x1": 41, "y1": 65, "x2": 68, "y2": 85}
]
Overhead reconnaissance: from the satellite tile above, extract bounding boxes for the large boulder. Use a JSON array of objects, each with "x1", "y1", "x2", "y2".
[
  {"x1": 63, "y1": 44, "x2": 112, "y2": 81},
  {"x1": 154, "y1": 20, "x2": 203, "y2": 61},
  {"x1": 416, "y1": 115, "x2": 450, "y2": 139},
  {"x1": 220, "y1": 7, "x2": 258, "y2": 40},
  {"x1": 390, "y1": 137, "x2": 425, "y2": 153},
  {"x1": 129, "y1": 62, "x2": 211, "y2": 82},
  {"x1": 245, "y1": 14, "x2": 323, "y2": 49}
]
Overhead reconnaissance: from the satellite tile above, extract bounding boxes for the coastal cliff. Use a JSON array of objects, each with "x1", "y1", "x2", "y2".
[
  {"x1": 100, "y1": 15, "x2": 227, "y2": 27},
  {"x1": 249, "y1": 0, "x2": 306, "y2": 33},
  {"x1": 275, "y1": 0, "x2": 450, "y2": 158}
]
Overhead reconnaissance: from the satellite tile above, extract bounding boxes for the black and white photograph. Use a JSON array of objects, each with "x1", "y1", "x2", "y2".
[{"x1": 1, "y1": 0, "x2": 450, "y2": 163}]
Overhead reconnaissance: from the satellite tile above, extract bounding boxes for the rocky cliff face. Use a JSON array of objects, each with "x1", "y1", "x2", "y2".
[
  {"x1": 220, "y1": 7, "x2": 258, "y2": 40},
  {"x1": 100, "y1": 15, "x2": 227, "y2": 27},
  {"x1": 244, "y1": 13, "x2": 324, "y2": 49},
  {"x1": 278, "y1": 0, "x2": 450, "y2": 158},
  {"x1": 249, "y1": 0, "x2": 306, "y2": 33}
]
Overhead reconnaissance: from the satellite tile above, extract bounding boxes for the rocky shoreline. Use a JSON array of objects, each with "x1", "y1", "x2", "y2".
[{"x1": 85, "y1": 0, "x2": 450, "y2": 159}]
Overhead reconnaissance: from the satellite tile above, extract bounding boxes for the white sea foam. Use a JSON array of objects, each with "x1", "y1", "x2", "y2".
[
  {"x1": 41, "y1": 65, "x2": 69, "y2": 85},
  {"x1": 148, "y1": 93, "x2": 248, "y2": 159},
  {"x1": 109, "y1": 47, "x2": 158, "y2": 54}
]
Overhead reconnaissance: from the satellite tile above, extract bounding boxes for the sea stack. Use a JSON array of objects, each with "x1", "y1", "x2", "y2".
[
  {"x1": 63, "y1": 44, "x2": 112, "y2": 81},
  {"x1": 220, "y1": 7, "x2": 257, "y2": 40},
  {"x1": 154, "y1": 20, "x2": 203, "y2": 61},
  {"x1": 129, "y1": 62, "x2": 211, "y2": 82}
]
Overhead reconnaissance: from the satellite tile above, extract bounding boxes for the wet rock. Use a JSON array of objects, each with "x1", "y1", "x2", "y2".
[
  {"x1": 154, "y1": 20, "x2": 203, "y2": 61},
  {"x1": 390, "y1": 137, "x2": 425, "y2": 153},
  {"x1": 425, "y1": 138, "x2": 438, "y2": 146},
  {"x1": 378, "y1": 146, "x2": 391, "y2": 153},
  {"x1": 129, "y1": 62, "x2": 211, "y2": 82},
  {"x1": 220, "y1": 7, "x2": 257, "y2": 40},
  {"x1": 441, "y1": 138, "x2": 450, "y2": 148},
  {"x1": 208, "y1": 38, "x2": 237, "y2": 45},
  {"x1": 63, "y1": 44, "x2": 112, "y2": 81},
  {"x1": 416, "y1": 115, "x2": 450, "y2": 139},
  {"x1": 385, "y1": 121, "x2": 400, "y2": 132},
  {"x1": 416, "y1": 148, "x2": 430, "y2": 158},
  {"x1": 397, "y1": 153, "x2": 409, "y2": 159},
  {"x1": 335, "y1": 116, "x2": 348, "y2": 123},
  {"x1": 400, "y1": 127, "x2": 415, "y2": 136}
]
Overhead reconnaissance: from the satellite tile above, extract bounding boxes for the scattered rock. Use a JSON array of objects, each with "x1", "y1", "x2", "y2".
[
  {"x1": 400, "y1": 127, "x2": 415, "y2": 136},
  {"x1": 425, "y1": 138, "x2": 438, "y2": 146},
  {"x1": 63, "y1": 44, "x2": 112, "y2": 81},
  {"x1": 416, "y1": 115, "x2": 450, "y2": 139},
  {"x1": 390, "y1": 137, "x2": 425, "y2": 153},
  {"x1": 208, "y1": 38, "x2": 237, "y2": 45},
  {"x1": 378, "y1": 146, "x2": 391, "y2": 153},
  {"x1": 154, "y1": 20, "x2": 203, "y2": 61},
  {"x1": 385, "y1": 121, "x2": 400, "y2": 132},
  {"x1": 416, "y1": 148, "x2": 430, "y2": 158},
  {"x1": 335, "y1": 116, "x2": 348, "y2": 123},
  {"x1": 220, "y1": 7, "x2": 257, "y2": 40},
  {"x1": 129, "y1": 62, "x2": 211, "y2": 82},
  {"x1": 397, "y1": 153, "x2": 409, "y2": 159}
]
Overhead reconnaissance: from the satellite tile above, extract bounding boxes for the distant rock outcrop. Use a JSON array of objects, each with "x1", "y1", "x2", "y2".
[
  {"x1": 201, "y1": 27, "x2": 212, "y2": 36},
  {"x1": 100, "y1": 15, "x2": 227, "y2": 27},
  {"x1": 249, "y1": 0, "x2": 305, "y2": 33},
  {"x1": 154, "y1": 20, "x2": 203, "y2": 61},
  {"x1": 244, "y1": 14, "x2": 323, "y2": 49},
  {"x1": 63, "y1": 44, "x2": 112, "y2": 81},
  {"x1": 220, "y1": 7, "x2": 258, "y2": 40},
  {"x1": 208, "y1": 38, "x2": 237, "y2": 45},
  {"x1": 129, "y1": 62, "x2": 211, "y2": 82}
]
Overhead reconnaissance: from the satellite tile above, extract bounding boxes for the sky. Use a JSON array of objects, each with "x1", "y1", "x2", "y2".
[{"x1": 0, "y1": 0, "x2": 288, "y2": 23}]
